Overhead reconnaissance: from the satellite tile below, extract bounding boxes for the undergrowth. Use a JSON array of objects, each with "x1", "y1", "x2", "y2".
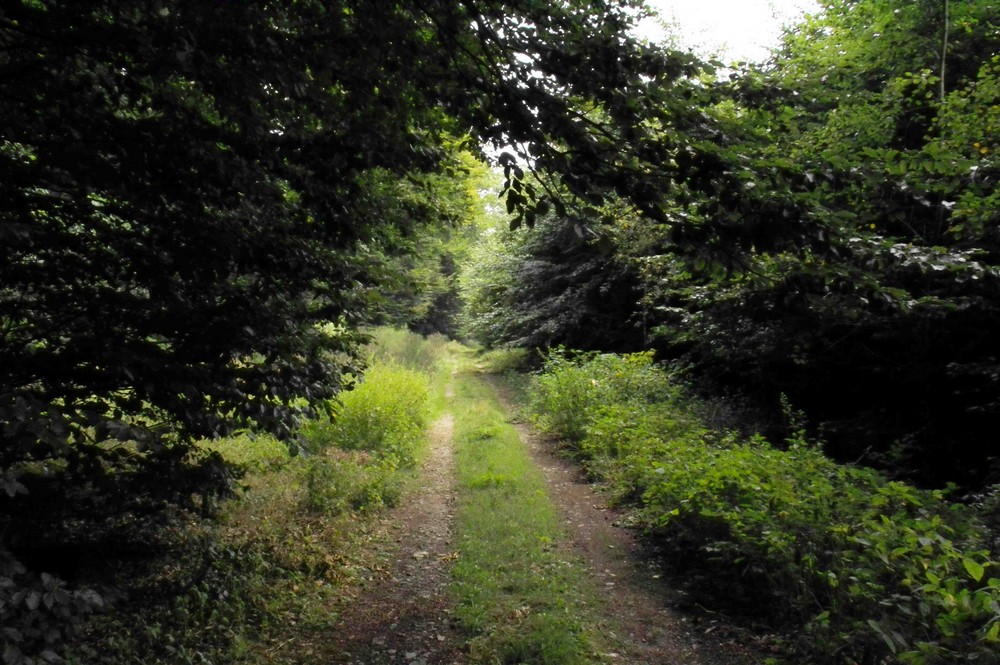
[
  {"x1": 52, "y1": 329, "x2": 443, "y2": 664},
  {"x1": 365, "y1": 327, "x2": 450, "y2": 375},
  {"x1": 528, "y1": 348, "x2": 1000, "y2": 665}
]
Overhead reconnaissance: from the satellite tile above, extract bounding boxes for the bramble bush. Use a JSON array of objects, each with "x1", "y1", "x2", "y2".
[
  {"x1": 529, "y1": 351, "x2": 1000, "y2": 665},
  {"x1": 1, "y1": 550, "x2": 104, "y2": 665}
]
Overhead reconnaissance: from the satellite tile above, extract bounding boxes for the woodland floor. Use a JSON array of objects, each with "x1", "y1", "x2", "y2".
[{"x1": 322, "y1": 372, "x2": 765, "y2": 664}]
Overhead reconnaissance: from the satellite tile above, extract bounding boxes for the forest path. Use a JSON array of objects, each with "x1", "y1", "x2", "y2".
[
  {"x1": 326, "y1": 367, "x2": 759, "y2": 664},
  {"x1": 328, "y1": 405, "x2": 464, "y2": 665},
  {"x1": 480, "y1": 373, "x2": 762, "y2": 665}
]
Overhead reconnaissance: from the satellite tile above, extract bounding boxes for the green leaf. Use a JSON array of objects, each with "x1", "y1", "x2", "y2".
[
  {"x1": 963, "y1": 557, "x2": 985, "y2": 582},
  {"x1": 867, "y1": 619, "x2": 898, "y2": 654}
]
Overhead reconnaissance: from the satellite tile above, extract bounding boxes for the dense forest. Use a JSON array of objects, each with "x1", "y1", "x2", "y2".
[
  {"x1": 461, "y1": 0, "x2": 1000, "y2": 489},
  {"x1": 2, "y1": 0, "x2": 999, "y2": 663}
]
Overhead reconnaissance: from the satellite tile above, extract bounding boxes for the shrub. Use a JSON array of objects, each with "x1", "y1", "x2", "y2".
[
  {"x1": 529, "y1": 348, "x2": 678, "y2": 443},
  {"x1": 68, "y1": 529, "x2": 273, "y2": 665},
  {"x1": 475, "y1": 347, "x2": 533, "y2": 373},
  {"x1": 199, "y1": 432, "x2": 290, "y2": 472},
  {"x1": 0, "y1": 549, "x2": 104, "y2": 665},
  {"x1": 302, "y1": 450, "x2": 401, "y2": 515},
  {"x1": 298, "y1": 361, "x2": 430, "y2": 468},
  {"x1": 529, "y1": 350, "x2": 1000, "y2": 664},
  {"x1": 636, "y1": 428, "x2": 1000, "y2": 663},
  {"x1": 45, "y1": 329, "x2": 441, "y2": 663}
]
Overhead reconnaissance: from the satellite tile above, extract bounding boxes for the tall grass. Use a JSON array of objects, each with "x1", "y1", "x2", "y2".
[
  {"x1": 366, "y1": 326, "x2": 450, "y2": 374},
  {"x1": 451, "y1": 372, "x2": 600, "y2": 664}
]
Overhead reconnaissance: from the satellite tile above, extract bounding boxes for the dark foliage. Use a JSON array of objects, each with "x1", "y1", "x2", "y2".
[
  {"x1": 1, "y1": 0, "x2": 712, "y2": 657},
  {"x1": 1, "y1": 0, "x2": 690, "y2": 489},
  {"x1": 463, "y1": 215, "x2": 646, "y2": 352}
]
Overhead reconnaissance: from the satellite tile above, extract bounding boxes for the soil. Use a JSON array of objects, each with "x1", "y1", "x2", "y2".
[
  {"x1": 327, "y1": 375, "x2": 765, "y2": 664},
  {"x1": 329, "y1": 412, "x2": 464, "y2": 665}
]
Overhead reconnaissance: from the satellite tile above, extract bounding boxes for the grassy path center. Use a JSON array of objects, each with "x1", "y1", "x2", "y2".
[{"x1": 448, "y1": 365, "x2": 603, "y2": 663}]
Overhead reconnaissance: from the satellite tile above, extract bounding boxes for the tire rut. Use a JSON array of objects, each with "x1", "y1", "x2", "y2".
[
  {"x1": 482, "y1": 374, "x2": 763, "y2": 665},
  {"x1": 330, "y1": 411, "x2": 463, "y2": 665}
]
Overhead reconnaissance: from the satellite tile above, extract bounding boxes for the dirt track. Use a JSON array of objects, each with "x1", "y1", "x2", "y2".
[
  {"x1": 326, "y1": 373, "x2": 762, "y2": 664},
  {"x1": 329, "y1": 413, "x2": 463, "y2": 665}
]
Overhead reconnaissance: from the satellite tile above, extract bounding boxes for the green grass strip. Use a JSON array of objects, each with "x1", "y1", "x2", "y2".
[{"x1": 450, "y1": 369, "x2": 600, "y2": 664}]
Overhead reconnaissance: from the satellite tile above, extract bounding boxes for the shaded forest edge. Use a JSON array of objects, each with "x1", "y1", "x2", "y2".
[
  {"x1": 520, "y1": 348, "x2": 1000, "y2": 665},
  {"x1": 2, "y1": 329, "x2": 449, "y2": 664},
  {"x1": 457, "y1": 0, "x2": 1000, "y2": 490}
]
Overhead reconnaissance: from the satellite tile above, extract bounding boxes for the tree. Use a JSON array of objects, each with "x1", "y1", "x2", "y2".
[
  {"x1": 2, "y1": 0, "x2": 730, "y2": 559},
  {"x1": 457, "y1": 0, "x2": 1000, "y2": 487},
  {"x1": 363, "y1": 148, "x2": 494, "y2": 338},
  {"x1": 3, "y1": 0, "x2": 724, "y2": 656},
  {"x1": 638, "y1": 0, "x2": 1000, "y2": 485},
  {"x1": 461, "y1": 208, "x2": 646, "y2": 352}
]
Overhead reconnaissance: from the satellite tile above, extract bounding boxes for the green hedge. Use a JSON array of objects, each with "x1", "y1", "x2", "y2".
[{"x1": 529, "y1": 350, "x2": 1000, "y2": 665}]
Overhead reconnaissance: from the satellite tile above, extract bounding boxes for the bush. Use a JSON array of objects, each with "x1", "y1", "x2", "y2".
[
  {"x1": 529, "y1": 348, "x2": 679, "y2": 443},
  {"x1": 68, "y1": 528, "x2": 273, "y2": 665},
  {"x1": 474, "y1": 347, "x2": 533, "y2": 373},
  {"x1": 199, "y1": 432, "x2": 290, "y2": 472},
  {"x1": 529, "y1": 350, "x2": 1000, "y2": 664},
  {"x1": 25, "y1": 329, "x2": 440, "y2": 664},
  {"x1": 298, "y1": 361, "x2": 430, "y2": 468},
  {"x1": 302, "y1": 450, "x2": 401, "y2": 515},
  {"x1": 0, "y1": 549, "x2": 105, "y2": 665},
  {"x1": 297, "y1": 355, "x2": 430, "y2": 516}
]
